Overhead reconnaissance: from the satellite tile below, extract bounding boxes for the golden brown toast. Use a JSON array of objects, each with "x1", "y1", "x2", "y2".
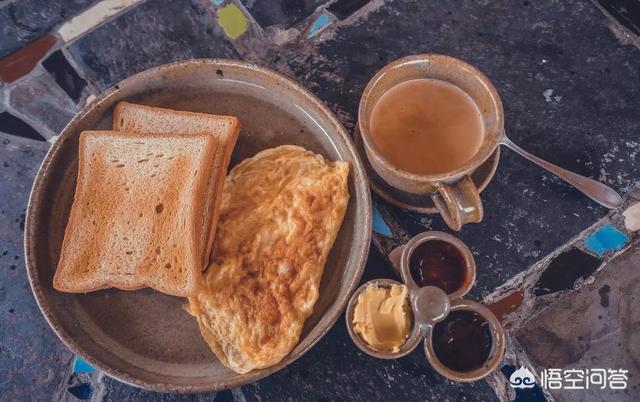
[
  {"x1": 113, "y1": 101, "x2": 239, "y2": 266},
  {"x1": 53, "y1": 130, "x2": 218, "y2": 297}
]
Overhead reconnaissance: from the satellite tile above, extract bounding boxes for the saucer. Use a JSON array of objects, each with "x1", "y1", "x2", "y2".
[{"x1": 354, "y1": 127, "x2": 500, "y2": 214}]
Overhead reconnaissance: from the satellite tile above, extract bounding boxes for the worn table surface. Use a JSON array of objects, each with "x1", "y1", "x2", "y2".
[{"x1": 1, "y1": 0, "x2": 639, "y2": 401}]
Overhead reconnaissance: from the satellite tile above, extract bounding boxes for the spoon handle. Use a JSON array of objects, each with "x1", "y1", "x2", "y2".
[{"x1": 500, "y1": 133, "x2": 623, "y2": 209}]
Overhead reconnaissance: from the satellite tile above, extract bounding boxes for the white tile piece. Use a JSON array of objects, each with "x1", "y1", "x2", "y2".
[
  {"x1": 57, "y1": 0, "x2": 145, "y2": 43},
  {"x1": 623, "y1": 202, "x2": 640, "y2": 232}
]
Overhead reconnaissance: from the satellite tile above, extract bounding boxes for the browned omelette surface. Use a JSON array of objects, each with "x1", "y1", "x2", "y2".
[{"x1": 188, "y1": 145, "x2": 350, "y2": 373}]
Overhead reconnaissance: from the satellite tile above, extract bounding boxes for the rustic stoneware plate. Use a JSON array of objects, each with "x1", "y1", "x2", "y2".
[{"x1": 25, "y1": 59, "x2": 371, "y2": 392}]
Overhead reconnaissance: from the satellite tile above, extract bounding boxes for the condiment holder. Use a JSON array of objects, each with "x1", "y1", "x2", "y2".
[{"x1": 345, "y1": 231, "x2": 505, "y2": 382}]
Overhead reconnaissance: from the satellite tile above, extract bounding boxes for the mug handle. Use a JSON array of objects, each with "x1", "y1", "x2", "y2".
[{"x1": 431, "y1": 176, "x2": 483, "y2": 231}]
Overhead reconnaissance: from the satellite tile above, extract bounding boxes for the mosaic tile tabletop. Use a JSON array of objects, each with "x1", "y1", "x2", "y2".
[{"x1": 1, "y1": 0, "x2": 639, "y2": 400}]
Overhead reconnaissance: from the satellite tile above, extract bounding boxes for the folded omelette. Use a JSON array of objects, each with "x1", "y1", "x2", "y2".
[{"x1": 188, "y1": 145, "x2": 350, "y2": 373}]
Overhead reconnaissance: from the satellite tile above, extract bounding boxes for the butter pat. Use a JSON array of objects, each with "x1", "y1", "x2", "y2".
[{"x1": 353, "y1": 284, "x2": 411, "y2": 352}]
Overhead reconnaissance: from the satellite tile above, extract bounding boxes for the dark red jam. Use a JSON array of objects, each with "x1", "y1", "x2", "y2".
[
  {"x1": 432, "y1": 310, "x2": 493, "y2": 372},
  {"x1": 409, "y1": 240, "x2": 467, "y2": 294}
]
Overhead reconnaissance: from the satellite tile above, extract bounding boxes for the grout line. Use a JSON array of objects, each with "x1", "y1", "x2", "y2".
[
  {"x1": 590, "y1": 0, "x2": 640, "y2": 48},
  {"x1": 52, "y1": 353, "x2": 77, "y2": 402},
  {"x1": 231, "y1": 387, "x2": 248, "y2": 402},
  {"x1": 59, "y1": 47, "x2": 101, "y2": 98},
  {"x1": 89, "y1": 371, "x2": 107, "y2": 402},
  {"x1": 1, "y1": 83, "x2": 8, "y2": 107},
  {"x1": 228, "y1": 0, "x2": 262, "y2": 31}
]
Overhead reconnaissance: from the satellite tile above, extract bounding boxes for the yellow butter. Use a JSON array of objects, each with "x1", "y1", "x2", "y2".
[{"x1": 353, "y1": 284, "x2": 410, "y2": 352}]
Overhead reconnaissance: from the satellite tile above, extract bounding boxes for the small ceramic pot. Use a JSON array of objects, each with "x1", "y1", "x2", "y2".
[
  {"x1": 390, "y1": 231, "x2": 476, "y2": 299},
  {"x1": 424, "y1": 299, "x2": 505, "y2": 382},
  {"x1": 345, "y1": 278, "x2": 422, "y2": 359},
  {"x1": 358, "y1": 54, "x2": 504, "y2": 230},
  {"x1": 345, "y1": 231, "x2": 505, "y2": 382}
]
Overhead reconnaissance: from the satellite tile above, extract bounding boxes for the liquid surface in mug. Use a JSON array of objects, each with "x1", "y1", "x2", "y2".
[{"x1": 369, "y1": 79, "x2": 484, "y2": 175}]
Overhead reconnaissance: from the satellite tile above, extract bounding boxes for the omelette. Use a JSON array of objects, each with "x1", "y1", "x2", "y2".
[{"x1": 188, "y1": 145, "x2": 350, "y2": 373}]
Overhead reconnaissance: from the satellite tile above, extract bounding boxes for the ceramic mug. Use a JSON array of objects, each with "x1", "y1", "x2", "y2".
[{"x1": 358, "y1": 54, "x2": 504, "y2": 230}]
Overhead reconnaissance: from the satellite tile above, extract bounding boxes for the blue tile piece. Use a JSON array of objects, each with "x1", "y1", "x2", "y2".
[
  {"x1": 211, "y1": 0, "x2": 224, "y2": 4},
  {"x1": 372, "y1": 202, "x2": 392, "y2": 236},
  {"x1": 584, "y1": 224, "x2": 629, "y2": 257},
  {"x1": 307, "y1": 12, "x2": 332, "y2": 38},
  {"x1": 501, "y1": 364, "x2": 547, "y2": 402},
  {"x1": 73, "y1": 356, "x2": 96, "y2": 373}
]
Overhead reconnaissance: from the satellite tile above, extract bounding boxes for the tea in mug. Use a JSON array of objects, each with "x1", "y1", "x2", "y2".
[{"x1": 369, "y1": 79, "x2": 484, "y2": 175}]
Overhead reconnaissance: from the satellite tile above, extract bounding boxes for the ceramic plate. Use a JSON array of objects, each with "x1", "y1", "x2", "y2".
[{"x1": 25, "y1": 59, "x2": 371, "y2": 392}]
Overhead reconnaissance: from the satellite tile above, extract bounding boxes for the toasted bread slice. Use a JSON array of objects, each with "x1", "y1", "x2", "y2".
[
  {"x1": 113, "y1": 102, "x2": 239, "y2": 266},
  {"x1": 53, "y1": 130, "x2": 218, "y2": 296}
]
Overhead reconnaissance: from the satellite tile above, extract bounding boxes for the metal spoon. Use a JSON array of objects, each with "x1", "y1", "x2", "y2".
[{"x1": 500, "y1": 131, "x2": 623, "y2": 209}]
